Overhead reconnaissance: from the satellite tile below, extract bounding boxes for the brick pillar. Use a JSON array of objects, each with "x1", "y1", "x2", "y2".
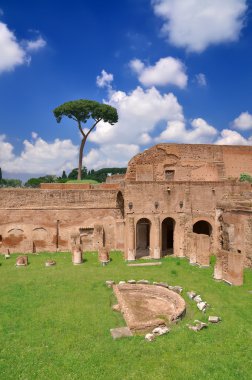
[
  {"x1": 153, "y1": 216, "x2": 161, "y2": 259},
  {"x1": 127, "y1": 217, "x2": 135, "y2": 261}
]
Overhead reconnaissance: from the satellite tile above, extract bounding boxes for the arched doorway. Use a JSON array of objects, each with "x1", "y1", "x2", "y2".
[
  {"x1": 162, "y1": 217, "x2": 175, "y2": 255},
  {"x1": 116, "y1": 191, "x2": 124, "y2": 218},
  {"x1": 136, "y1": 218, "x2": 151, "y2": 258},
  {"x1": 193, "y1": 220, "x2": 212, "y2": 236}
]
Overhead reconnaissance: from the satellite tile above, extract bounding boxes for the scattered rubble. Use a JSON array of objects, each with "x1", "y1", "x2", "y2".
[
  {"x1": 145, "y1": 333, "x2": 155, "y2": 342},
  {"x1": 127, "y1": 280, "x2": 136, "y2": 284},
  {"x1": 208, "y1": 316, "x2": 221, "y2": 323},
  {"x1": 16, "y1": 256, "x2": 28, "y2": 267},
  {"x1": 137, "y1": 280, "x2": 150, "y2": 284},
  {"x1": 154, "y1": 282, "x2": 169, "y2": 288},
  {"x1": 112, "y1": 304, "x2": 121, "y2": 312},
  {"x1": 197, "y1": 301, "x2": 208, "y2": 312},
  {"x1": 110, "y1": 327, "x2": 133, "y2": 339},
  {"x1": 188, "y1": 320, "x2": 208, "y2": 332},
  {"x1": 187, "y1": 291, "x2": 197, "y2": 299},
  {"x1": 105, "y1": 280, "x2": 115, "y2": 288},
  {"x1": 194, "y1": 295, "x2": 202, "y2": 303},
  {"x1": 152, "y1": 326, "x2": 170, "y2": 336},
  {"x1": 168, "y1": 285, "x2": 183, "y2": 294},
  {"x1": 45, "y1": 260, "x2": 56, "y2": 267}
]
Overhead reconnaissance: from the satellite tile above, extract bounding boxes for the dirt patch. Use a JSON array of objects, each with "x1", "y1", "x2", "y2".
[{"x1": 113, "y1": 283, "x2": 186, "y2": 332}]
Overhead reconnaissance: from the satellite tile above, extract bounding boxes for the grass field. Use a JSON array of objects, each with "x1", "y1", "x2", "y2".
[
  {"x1": 66, "y1": 180, "x2": 99, "y2": 184},
  {"x1": 0, "y1": 252, "x2": 251, "y2": 380}
]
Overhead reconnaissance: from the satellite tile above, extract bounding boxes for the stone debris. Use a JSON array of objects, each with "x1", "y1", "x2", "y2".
[
  {"x1": 188, "y1": 320, "x2": 208, "y2": 331},
  {"x1": 194, "y1": 295, "x2": 202, "y2": 303},
  {"x1": 154, "y1": 282, "x2": 169, "y2": 288},
  {"x1": 105, "y1": 280, "x2": 115, "y2": 288},
  {"x1": 45, "y1": 260, "x2": 56, "y2": 267},
  {"x1": 119, "y1": 281, "x2": 126, "y2": 285},
  {"x1": 145, "y1": 333, "x2": 155, "y2": 342},
  {"x1": 169, "y1": 285, "x2": 183, "y2": 294},
  {"x1": 127, "y1": 280, "x2": 136, "y2": 284},
  {"x1": 152, "y1": 326, "x2": 170, "y2": 336},
  {"x1": 16, "y1": 256, "x2": 28, "y2": 267},
  {"x1": 110, "y1": 327, "x2": 133, "y2": 339},
  {"x1": 71, "y1": 245, "x2": 83, "y2": 265},
  {"x1": 208, "y1": 316, "x2": 221, "y2": 323},
  {"x1": 197, "y1": 301, "x2": 208, "y2": 312},
  {"x1": 187, "y1": 291, "x2": 197, "y2": 299},
  {"x1": 137, "y1": 280, "x2": 150, "y2": 284},
  {"x1": 127, "y1": 262, "x2": 162, "y2": 267},
  {"x1": 112, "y1": 304, "x2": 121, "y2": 312}
]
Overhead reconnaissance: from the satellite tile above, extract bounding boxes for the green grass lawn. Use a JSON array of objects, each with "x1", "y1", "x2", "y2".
[
  {"x1": 0, "y1": 252, "x2": 251, "y2": 380},
  {"x1": 66, "y1": 180, "x2": 99, "y2": 184}
]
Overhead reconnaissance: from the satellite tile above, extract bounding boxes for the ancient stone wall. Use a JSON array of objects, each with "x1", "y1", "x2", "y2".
[
  {"x1": 126, "y1": 144, "x2": 252, "y2": 182},
  {"x1": 214, "y1": 249, "x2": 244, "y2": 285},
  {"x1": 0, "y1": 188, "x2": 124, "y2": 254}
]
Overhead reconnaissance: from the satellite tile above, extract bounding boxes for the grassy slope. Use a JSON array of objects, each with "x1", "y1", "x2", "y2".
[
  {"x1": 66, "y1": 180, "x2": 99, "y2": 184},
  {"x1": 0, "y1": 252, "x2": 251, "y2": 380}
]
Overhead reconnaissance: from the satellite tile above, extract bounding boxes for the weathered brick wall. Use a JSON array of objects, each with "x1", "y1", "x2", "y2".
[
  {"x1": 126, "y1": 144, "x2": 252, "y2": 182},
  {"x1": 0, "y1": 189, "x2": 124, "y2": 254}
]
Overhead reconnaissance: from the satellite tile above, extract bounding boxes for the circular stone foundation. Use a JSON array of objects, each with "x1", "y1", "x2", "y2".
[{"x1": 113, "y1": 283, "x2": 186, "y2": 332}]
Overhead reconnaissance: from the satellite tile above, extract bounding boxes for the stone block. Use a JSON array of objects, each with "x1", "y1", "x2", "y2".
[{"x1": 110, "y1": 327, "x2": 133, "y2": 339}]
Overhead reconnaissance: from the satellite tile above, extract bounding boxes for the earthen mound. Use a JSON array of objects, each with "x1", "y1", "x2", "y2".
[{"x1": 113, "y1": 283, "x2": 186, "y2": 332}]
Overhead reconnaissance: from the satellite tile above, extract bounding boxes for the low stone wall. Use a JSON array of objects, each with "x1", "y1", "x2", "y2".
[{"x1": 214, "y1": 249, "x2": 244, "y2": 286}]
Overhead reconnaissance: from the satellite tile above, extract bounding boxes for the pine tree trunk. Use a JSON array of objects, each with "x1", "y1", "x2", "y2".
[{"x1": 78, "y1": 138, "x2": 86, "y2": 180}]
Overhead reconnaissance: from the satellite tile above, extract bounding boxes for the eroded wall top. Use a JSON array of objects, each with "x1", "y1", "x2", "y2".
[{"x1": 125, "y1": 144, "x2": 252, "y2": 182}]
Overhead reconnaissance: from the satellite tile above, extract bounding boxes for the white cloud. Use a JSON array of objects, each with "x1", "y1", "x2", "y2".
[
  {"x1": 129, "y1": 59, "x2": 144, "y2": 74},
  {"x1": 84, "y1": 144, "x2": 140, "y2": 170},
  {"x1": 0, "y1": 22, "x2": 27, "y2": 73},
  {"x1": 215, "y1": 129, "x2": 251, "y2": 145},
  {"x1": 232, "y1": 111, "x2": 252, "y2": 130},
  {"x1": 156, "y1": 117, "x2": 218, "y2": 143},
  {"x1": 152, "y1": 0, "x2": 247, "y2": 52},
  {"x1": 89, "y1": 85, "x2": 184, "y2": 147},
  {"x1": 0, "y1": 135, "x2": 78, "y2": 174},
  {"x1": 25, "y1": 36, "x2": 46, "y2": 51},
  {"x1": 96, "y1": 69, "x2": 114, "y2": 88},
  {"x1": 0, "y1": 134, "x2": 15, "y2": 162},
  {"x1": 195, "y1": 73, "x2": 207, "y2": 87},
  {"x1": 130, "y1": 57, "x2": 187, "y2": 88},
  {"x1": 31, "y1": 131, "x2": 38, "y2": 139},
  {"x1": 0, "y1": 22, "x2": 46, "y2": 74}
]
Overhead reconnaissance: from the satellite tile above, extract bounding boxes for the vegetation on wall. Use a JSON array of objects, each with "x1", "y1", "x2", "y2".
[
  {"x1": 240, "y1": 173, "x2": 252, "y2": 183},
  {"x1": 23, "y1": 167, "x2": 127, "y2": 187}
]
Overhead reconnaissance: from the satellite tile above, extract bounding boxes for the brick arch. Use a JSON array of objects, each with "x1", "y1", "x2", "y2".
[
  {"x1": 32, "y1": 227, "x2": 48, "y2": 252},
  {"x1": 136, "y1": 218, "x2": 151, "y2": 259},
  {"x1": 161, "y1": 217, "x2": 176, "y2": 255},
  {"x1": 193, "y1": 220, "x2": 212, "y2": 236}
]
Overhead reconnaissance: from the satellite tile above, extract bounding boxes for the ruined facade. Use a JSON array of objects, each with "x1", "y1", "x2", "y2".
[{"x1": 1, "y1": 143, "x2": 252, "y2": 275}]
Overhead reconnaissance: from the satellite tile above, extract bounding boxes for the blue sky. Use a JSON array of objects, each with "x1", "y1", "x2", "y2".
[{"x1": 0, "y1": 0, "x2": 252, "y2": 179}]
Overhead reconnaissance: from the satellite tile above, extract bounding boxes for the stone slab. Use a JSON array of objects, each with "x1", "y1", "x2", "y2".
[
  {"x1": 110, "y1": 327, "x2": 133, "y2": 339},
  {"x1": 127, "y1": 262, "x2": 162, "y2": 267}
]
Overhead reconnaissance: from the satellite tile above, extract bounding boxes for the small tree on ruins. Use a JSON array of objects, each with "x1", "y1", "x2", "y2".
[{"x1": 53, "y1": 100, "x2": 118, "y2": 180}]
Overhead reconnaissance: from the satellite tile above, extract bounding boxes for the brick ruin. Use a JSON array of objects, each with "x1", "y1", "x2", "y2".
[{"x1": 0, "y1": 143, "x2": 252, "y2": 284}]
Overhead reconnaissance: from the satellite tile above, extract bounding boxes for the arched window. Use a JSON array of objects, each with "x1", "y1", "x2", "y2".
[
  {"x1": 136, "y1": 218, "x2": 151, "y2": 258},
  {"x1": 193, "y1": 220, "x2": 212, "y2": 236}
]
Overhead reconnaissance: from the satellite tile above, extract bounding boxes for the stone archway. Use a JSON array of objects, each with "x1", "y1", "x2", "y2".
[
  {"x1": 136, "y1": 218, "x2": 151, "y2": 258},
  {"x1": 162, "y1": 217, "x2": 175, "y2": 255},
  {"x1": 193, "y1": 220, "x2": 212, "y2": 236},
  {"x1": 191, "y1": 220, "x2": 213, "y2": 266}
]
